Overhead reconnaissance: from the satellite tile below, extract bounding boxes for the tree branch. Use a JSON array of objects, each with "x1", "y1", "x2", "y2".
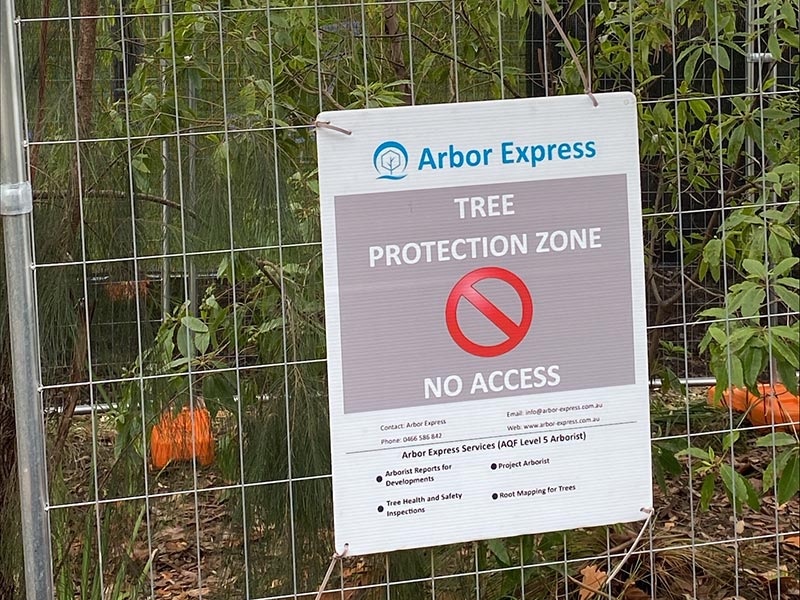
[
  {"x1": 34, "y1": 189, "x2": 199, "y2": 220},
  {"x1": 256, "y1": 259, "x2": 283, "y2": 294},
  {"x1": 410, "y1": 33, "x2": 522, "y2": 98}
]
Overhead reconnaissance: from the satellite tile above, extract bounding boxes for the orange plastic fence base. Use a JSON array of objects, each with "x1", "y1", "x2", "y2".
[
  {"x1": 707, "y1": 383, "x2": 799, "y2": 431},
  {"x1": 150, "y1": 407, "x2": 215, "y2": 469}
]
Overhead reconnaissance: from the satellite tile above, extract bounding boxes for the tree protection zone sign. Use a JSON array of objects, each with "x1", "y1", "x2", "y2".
[{"x1": 317, "y1": 93, "x2": 651, "y2": 556}]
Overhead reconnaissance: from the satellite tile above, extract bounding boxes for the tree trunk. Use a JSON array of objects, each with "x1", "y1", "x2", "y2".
[
  {"x1": 75, "y1": 0, "x2": 98, "y2": 140},
  {"x1": 62, "y1": 0, "x2": 98, "y2": 245},
  {"x1": 383, "y1": 3, "x2": 411, "y2": 103}
]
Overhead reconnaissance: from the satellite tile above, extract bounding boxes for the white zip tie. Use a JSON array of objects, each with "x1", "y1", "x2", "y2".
[
  {"x1": 606, "y1": 507, "x2": 654, "y2": 587},
  {"x1": 314, "y1": 544, "x2": 349, "y2": 600}
]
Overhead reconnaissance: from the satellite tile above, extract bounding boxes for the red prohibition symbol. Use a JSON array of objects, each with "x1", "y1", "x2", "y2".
[{"x1": 445, "y1": 266, "x2": 533, "y2": 358}]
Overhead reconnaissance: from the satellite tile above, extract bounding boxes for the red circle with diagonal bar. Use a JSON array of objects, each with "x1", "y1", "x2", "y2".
[{"x1": 445, "y1": 266, "x2": 533, "y2": 357}]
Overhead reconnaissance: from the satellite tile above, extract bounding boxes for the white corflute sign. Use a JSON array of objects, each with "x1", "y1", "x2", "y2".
[{"x1": 317, "y1": 93, "x2": 652, "y2": 556}]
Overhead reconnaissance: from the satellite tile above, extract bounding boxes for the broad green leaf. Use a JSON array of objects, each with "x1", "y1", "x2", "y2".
[
  {"x1": 777, "y1": 27, "x2": 799, "y2": 47},
  {"x1": 661, "y1": 445, "x2": 683, "y2": 476},
  {"x1": 771, "y1": 336, "x2": 800, "y2": 369},
  {"x1": 181, "y1": 316, "x2": 209, "y2": 334},
  {"x1": 742, "y1": 347, "x2": 765, "y2": 388},
  {"x1": 711, "y1": 43, "x2": 730, "y2": 70},
  {"x1": 700, "y1": 307, "x2": 728, "y2": 319},
  {"x1": 782, "y1": 1, "x2": 798, "y2": 28},
  {"x1": 723, "y1": 430, "x2": 740, "y2": 451},
  {"x1": 727, "y1": 327, "x2": 756, "y2": 352},
  {"x1": 768, "y1": 32, "x2": 782, "y2": 59},
  {"x1": 771, "y1": 325, "x2": 799, "y2": 340},
  {"x1": 777, "y1": 277, "x2": 799, "y2": 289},
  {"x1": 738, "y1": 286, "x2": 765, "y2": 318},
  {"x1": 777, "y1": 455, "x2": 799, "y2": 505},
  {"x1": 731, "y1": 281, "x2": 767, "y2": 317},
  {"x1": 775, "y1": 361, "x2": 799, "y2": 398},
  {"x1": 157, "y1": 325, "x2": 176, "y2": 361},
  {"x1": 764, "y1": 448, "x2": 796, "y2": 492},
  {"x1": 216, "y1": 256, "x2": 230, "y2": 281},
  {"x1": 771, "y1": 224, "x2": 797, "y2": 242},
  {"x1": 486, "y1": 539, "x2": 511, "y2": 565},
  {"x1": 678, "y1": 447, "x2": 711, "y2": 461},
  {"x1": 712, "y1": 362, "x2": 729, "y2": 399},
  {"x1": 773, "y1": 285, "x2": 800, "y2": 313},
  {"x1": 167, "y1": 356, "x2": 190, "y2": 370},
  {"x1": 772, "y1": 257, "x2": 799, "y2": 277},
  {"x1": 709, "y1": 326, "x2": 728, "y2": 345},
  {"x1": 194, "y1": 331, "x2": 210, "y2": 354},
  {"x1": 245, "y1": 38, "x2": 265, "y2": 55},
  {"x1": 684, "y1": 48, "x2": 703, "y2": 85},
  {"x1": 727, "y1": 124, "x2": 745, "y2": 163},
  {"x1": 703, "y1": 239, "x2": 723, "y2": 281},
  {"x1": 176, "y1": 324, "x2": 191, "y2": 359},
  {"x1": 742, "y1": 258, "x2": 768, "y2": 280},
  {"x1": 700, "y1": 473, "x2": 716, "y2": 511},
  {"x1": 729, "y1": 355, "x2": 745, "y2": 389},
  {"x1": 653, "y1": 455, "x2": 668, "y2": 492},
  {"x1": 699, "y1": 331, "x2": 714, "y2": 355},
  {"x1": 720, "y1": 463, "x2": 748, "y2": 512},
  {"x1": 743, "y1": 475, "x2": 761, "y2": 511},
  {"x1": 768, "y1": 232, "x2": 793, "y2": 264},
  {"x1": 689, "y1": 98, "x2": 710, "y2": 121},
  {"x1": 756, "y1": 432, "x2": 799, "y2": 447}
]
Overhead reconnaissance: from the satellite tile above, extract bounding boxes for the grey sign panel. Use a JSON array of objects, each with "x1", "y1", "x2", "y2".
[{"x1": 334, "y1": 174, "x2": 633, "y2": 413}]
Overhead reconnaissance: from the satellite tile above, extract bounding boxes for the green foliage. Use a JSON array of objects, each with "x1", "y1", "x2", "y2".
[
  {"x1": 678, "y1": 430, "x2": 799, "y2": 514},
  {"x1": 699, "y1": 204, "x2": 799, "y2": 396},
  {"x1": 759, "y1": 432, "x2": 800, "y2": 504},
  {"x1": 653, "y1": 439, "x2": 685, "y2": 491}
]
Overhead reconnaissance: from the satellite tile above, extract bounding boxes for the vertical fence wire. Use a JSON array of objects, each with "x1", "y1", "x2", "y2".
[
  {"x1": 2, "y1": 0, "x2": 798, "y2": 599},
  {"x1": 754, "y1": 5, "x2": 785, "y2": 594},
  {"x1": 62, "y1": 0, "x2": 108, "y2": 594},
  {"x1": 710, "y1": 0, "x2": 741, "y2": 592}
]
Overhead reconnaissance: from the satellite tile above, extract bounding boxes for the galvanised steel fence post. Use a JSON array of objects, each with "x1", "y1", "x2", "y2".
[{"x1": 1, "y1": 0, "x2": 55, "y2": 597}]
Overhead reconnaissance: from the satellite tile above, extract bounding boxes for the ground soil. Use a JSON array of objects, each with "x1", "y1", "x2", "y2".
[{"x1": 53, "y1": 389, "x2": 799, "y2": 600}]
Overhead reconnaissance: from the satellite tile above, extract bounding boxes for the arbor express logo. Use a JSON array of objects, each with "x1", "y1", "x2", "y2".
[{"x1": 373, "y1": 141, "x2": 408, "y2": 180}]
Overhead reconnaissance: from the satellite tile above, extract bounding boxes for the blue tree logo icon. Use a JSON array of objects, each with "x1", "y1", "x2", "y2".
[{"x1": 373, "y1": 141, "x2": 409, "y2": 180}]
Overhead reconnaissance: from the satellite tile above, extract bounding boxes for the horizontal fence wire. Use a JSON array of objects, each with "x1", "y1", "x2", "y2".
[{"x1": 0, "y1": 0, "x2": 798, "y2": 599}]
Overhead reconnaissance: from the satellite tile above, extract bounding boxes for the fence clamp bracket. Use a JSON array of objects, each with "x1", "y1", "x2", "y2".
[
  {"x1": 0, "y1": 181, "x2": 33, "y2": 216},
  {"x1": 747, "y1": 52, "x2": 775, "y2": 63}
]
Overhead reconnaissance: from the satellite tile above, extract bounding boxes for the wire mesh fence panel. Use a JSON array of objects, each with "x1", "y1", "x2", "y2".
[{"x1": 0, "y1": 0, "x2": 798, "y2": 599}]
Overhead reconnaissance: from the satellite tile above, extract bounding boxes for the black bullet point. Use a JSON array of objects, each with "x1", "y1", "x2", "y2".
[
  {"x1": 376, "y1": 475, "x2": 383, "y2": 483},
  {"x1": 377, "y1": 505, "x2": 384, "y2": 513},
  {"x1": 491, "y1": 463, "x2": 497, "y2": 470},
  {"x1": 492, "y1": 493, "x2": 498, "y2": 500}
]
